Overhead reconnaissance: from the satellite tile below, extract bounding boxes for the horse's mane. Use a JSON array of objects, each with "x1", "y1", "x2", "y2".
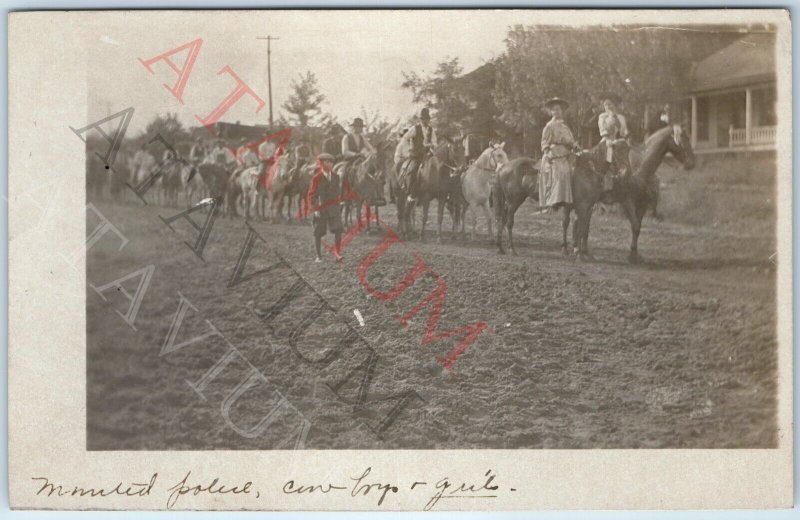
[{"x1": 473, "y1": 147, "x2": 495, "y2": 170}]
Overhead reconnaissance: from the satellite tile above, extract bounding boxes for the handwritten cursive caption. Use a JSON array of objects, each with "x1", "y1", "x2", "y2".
[{"x1": 31, "y1": 467, "x2": 514, "y2": 510}]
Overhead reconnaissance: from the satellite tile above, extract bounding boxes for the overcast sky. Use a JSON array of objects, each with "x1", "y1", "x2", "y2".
[{"x1": 89, "y1": 11, "x2": 515, "y2": 134}]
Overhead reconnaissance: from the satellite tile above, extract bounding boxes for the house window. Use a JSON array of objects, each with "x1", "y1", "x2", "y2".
[{"x1": 695, "y1": 97, "x2": 709, "y2": 141}]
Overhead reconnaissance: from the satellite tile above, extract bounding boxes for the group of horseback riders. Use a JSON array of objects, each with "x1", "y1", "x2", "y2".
[{"x1": 121, "y1": 90, "x2": 680, "y2": 264}]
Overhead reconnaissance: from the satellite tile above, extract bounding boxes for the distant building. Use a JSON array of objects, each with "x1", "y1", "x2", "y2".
[
  {"x1": 189, "y1": 121, "x2": 327, "y2": 152},
  {"x1": 687, "y1": 33, "x2": 776, "y2": 154}
]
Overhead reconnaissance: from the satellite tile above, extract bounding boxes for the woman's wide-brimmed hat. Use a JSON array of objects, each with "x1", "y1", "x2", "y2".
[
  {"x1": 350, "y1": 117, "x2": 365, "y2": 128},
  {"x1": 544, "y1": 97, "x2": 569, "y2": 111}
]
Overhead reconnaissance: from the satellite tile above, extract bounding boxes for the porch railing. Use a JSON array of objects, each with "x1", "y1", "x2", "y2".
[{"x1": 729, "y1": 126, "x2": 777, "y2": 147}]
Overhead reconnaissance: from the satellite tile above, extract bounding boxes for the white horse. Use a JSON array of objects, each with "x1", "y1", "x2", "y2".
[{"x1": 460, "y1": 143, "x2": 509, "y2": 240}]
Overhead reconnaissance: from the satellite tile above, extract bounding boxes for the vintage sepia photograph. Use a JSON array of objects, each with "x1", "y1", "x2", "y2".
[
  {"x1": 7, "y1": 7, "x2": 793, "y2": 511},
  {"x1": 79, "y1": 14, "x2": 783, "y2": 452}
]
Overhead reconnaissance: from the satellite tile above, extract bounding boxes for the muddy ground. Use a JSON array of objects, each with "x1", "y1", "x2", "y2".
[{"x1": 87, "y1": 163, "x2": 778, "y2": 449}]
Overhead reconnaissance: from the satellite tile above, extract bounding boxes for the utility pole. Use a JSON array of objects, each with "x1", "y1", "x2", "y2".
[{"x1": 256, "y1": 36, "x2": 279, "y2": 128}]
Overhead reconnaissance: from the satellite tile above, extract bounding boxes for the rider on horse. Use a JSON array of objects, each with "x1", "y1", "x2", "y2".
[
  {"x1": 322, "y1": 125, "x2": 344, "y2": 162},
  {"x1": 341, "y1": 117, "x2": 375, "y2": 179},
  {"x1": 400, "y1": 108, "x2": 437, "y2": 203},
  {"x1": 597, "y1": 95, "x2": 629, "y2": 191},
  {"x1": 189, "y1": 137, "x2": 207, "y2": 167}
]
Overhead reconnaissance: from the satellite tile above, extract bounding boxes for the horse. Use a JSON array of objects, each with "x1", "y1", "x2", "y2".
[
  {"x1": 267, "y1": 155, "x2": 298, "y2": 221},
  {"x1": 193, "y1": 161, "x2": 235, "y2": 216},
  {"x1": 563, "y1": 140, "x2": 633, "y2": 260},
  {"x1": 492, "y1": 157, "x2": 540, "y2": 254},
  {"x1": 336, "y1": 151, "x2": 384, "y2": 230},
  {"x1": 417, "y1": 140, "x2": 462, "y2": 243},
  {"x1": 182, "y1": 161, "x2": 207, "y2": 208},
  {"x1": 565, "y1": 125, "x2": 694, "y2": 263},
  {"x1": 161, "y1": 159, "x2": 183, "y2": 207},
  {"x1": 615, "y1": 124, "x2": 694, "y2": 263},
  {"x1": 460, "y1": 143, "x2": 510, "y2": 241}
]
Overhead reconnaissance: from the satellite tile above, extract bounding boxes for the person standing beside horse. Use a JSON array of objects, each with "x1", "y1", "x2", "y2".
[
  {"x1": 400, "y1": 108, "x2": 437, "y2": 203},
  {"x1": 309, "y1": 153, "x2": 344, "y2": 263},
  {"x1": 539, "y1": 97, "x2": 577, "y2": 211}
]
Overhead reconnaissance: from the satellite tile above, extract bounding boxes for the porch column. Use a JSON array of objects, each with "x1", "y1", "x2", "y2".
[
  {"x1": 745, "y1": 88, "x2": 752, "y2": 146},
  {"x1": 690, "y1": 95, "x2": 697, "y2": 148}
]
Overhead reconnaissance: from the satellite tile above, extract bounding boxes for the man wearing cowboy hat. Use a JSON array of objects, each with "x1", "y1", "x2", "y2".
[
  {"x1": 309, "y1": 153, "x2": 343, "y2": 263},
  {"x1": 539, "y1": 97, "x2": 577, "y2": 209},
  {"x1": 399, "y1": 107, "x2": 438, "y2": 202},
  {"x1": 342, "y1": 117, "x2": 375, "y2": 161},
  {"x1": 341, "y1": 117, "x2": 375, "y2": 181}
]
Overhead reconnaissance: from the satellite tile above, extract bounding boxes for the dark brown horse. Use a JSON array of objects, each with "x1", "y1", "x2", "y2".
[
  {"x1": 193, "y1": 162, "x2": 235, "y2": 216},
  {"x1": 418, "y1": 140, "x2": 462, "y2": 242},
  {"x1": 493, "y1": 157, "x2": 539, "y2": 254},
  {"x1": 492, "y1": 141, "x2": 630, "y2": 257},
  {"x1": 569, "y1": 125, "x2": 694, "y2": 262},
  {"x1": 615, "y1": 124, "x2": 694, "y2": 263}
]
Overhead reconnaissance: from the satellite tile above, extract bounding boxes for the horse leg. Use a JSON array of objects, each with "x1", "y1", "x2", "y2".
[
  {"x1": 582, "y1": 204, "x2": 596, "y2": 260},
  {"x1": 495, "y1": 206, "x2": 506, "y2": 255},
  {"x1": 562, "y1": 205, "x2": 572, "y2": 256},
  {"x1": 470, "y1": 204, "x2": 478, "y2": 241},
  {"x1": 651, "y1": 181, "x2": 662, "y2": 221},
  {"x1": 481, "y1": 202, "x2": 493, "y2": 242},
  {"x1": 436, "y1": 197, "x2": 445, "y2": 243},
  {"x1": 508, "y1": 198, "x2": 523, "y2": 256},
  {"x1": 420, "y1": 199, "x2": 429, "y2": 242},
  {"x1": 494, "y1": 190, "x2": 505, "y2": 254},
  {"x1": 622, "y1": 198, "x2": 643, "y2": 263}
]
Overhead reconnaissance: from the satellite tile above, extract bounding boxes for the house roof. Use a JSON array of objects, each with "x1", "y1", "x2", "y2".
[{"x1": 690, "y1": 33, "x2": 776, "y2": 93}]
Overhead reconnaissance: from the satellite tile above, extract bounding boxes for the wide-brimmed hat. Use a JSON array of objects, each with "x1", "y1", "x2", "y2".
[
  {"x1": 544, "y1": 97, "x2": 569, "y2": 111},
  {"x1": 420, "y1": 108, "x2": 431, "y2": 121},
  {"x1": 350, "y1": 117, "x2": 365, "y2": 128},
  {"x1": 317, "y1": 153, "x2": 335, "y2": 163}
]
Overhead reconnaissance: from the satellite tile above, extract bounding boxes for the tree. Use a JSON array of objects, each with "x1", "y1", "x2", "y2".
[
  {"x1": 360, "y1": 107, "x2": 399, "y2": 146},
  {"x1": 402, "y1": 58, "x2": 473, "y2": 137},
  {"x1": 140, "y1": 112, "x2": 189, "y2": 145},
  {"x1": 493, "y1": 25, "x2": 700, "y2": 148},
  {"x1": 282, "y1": 71, "x2": 326, "y2": 127}
]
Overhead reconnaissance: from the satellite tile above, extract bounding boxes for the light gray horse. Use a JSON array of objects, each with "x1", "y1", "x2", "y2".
[{"x1": 460, "y1": 143, "x2": 509, "y2": 240}]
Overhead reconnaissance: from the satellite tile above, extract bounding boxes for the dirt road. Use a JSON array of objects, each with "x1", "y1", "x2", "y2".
[{"x1": 87, "y1": 193, "x2": 777, "y2": 449}]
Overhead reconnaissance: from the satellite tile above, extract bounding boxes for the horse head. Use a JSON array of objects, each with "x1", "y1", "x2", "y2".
[
  {"x1": 667, "y1": 124, "x2": 695, "y2": 171},
  {"x1": 475, "y1": 142, "x2": 509, "y2": 172}
]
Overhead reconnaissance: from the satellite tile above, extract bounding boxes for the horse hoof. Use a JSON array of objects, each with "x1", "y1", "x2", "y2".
[
  {"x1": 510, "y1": 248, "x2": 518, "y2": 256},
  {"x1": 497, "y1": 247, "x2": 506, "y2": 255},
  {"x1": 628, "y1": 251, "x2": 642, "y2": 264},
  {"x1": 561, "y1": 246, "x2": 571, "y2": 257}
]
